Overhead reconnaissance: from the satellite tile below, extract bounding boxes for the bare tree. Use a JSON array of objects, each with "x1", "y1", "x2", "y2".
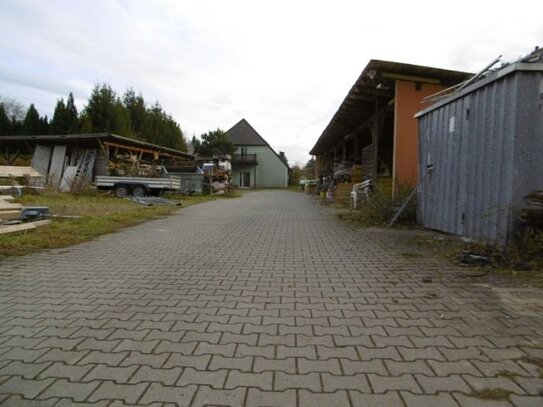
[{"x1": 0, "y1": 96, "x2": 26, "y2": 122}]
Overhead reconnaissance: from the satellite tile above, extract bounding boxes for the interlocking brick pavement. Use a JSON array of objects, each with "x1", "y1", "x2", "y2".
[{"x1": 0, "y1": 190, "x2": 542, "y2": 406}]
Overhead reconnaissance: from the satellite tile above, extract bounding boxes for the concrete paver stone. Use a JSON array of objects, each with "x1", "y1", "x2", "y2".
[{"x1": 0, "y1": 190, "x2": 542, "y2": 406}]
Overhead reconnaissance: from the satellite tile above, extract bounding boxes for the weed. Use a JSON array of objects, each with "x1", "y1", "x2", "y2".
[
  {"x1": 519, "y1": 357, "x2": 543, "y2": 377},
  {"x1": 337, "y1": 185, "x2": 417, "y2": 227},
  {"x1": 400, "y1": 252, "x2": 423, "y2": 258},
  {"x1": 468, "y1": 388, "x2": 513, "y2": 400},
  {"x1": 497, "y1": 370, "x2": 519, "y2": 379}
]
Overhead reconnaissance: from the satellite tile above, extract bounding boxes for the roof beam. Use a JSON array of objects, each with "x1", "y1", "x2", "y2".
[{"x1": 381, "y1": 72, "x2": 441, "y2": 84}]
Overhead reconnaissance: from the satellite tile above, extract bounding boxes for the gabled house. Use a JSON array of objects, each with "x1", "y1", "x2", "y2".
[{"x1": 225, "y1": 119, "x2": 289, "y2": 188}]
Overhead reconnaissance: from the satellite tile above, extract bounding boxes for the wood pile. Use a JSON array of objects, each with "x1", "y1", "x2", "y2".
[
  {"x1": 0, "y1": 195, "x2": 23, "y2": 223},
  {"x1": 333, "y1": 165, "x2": 364, "y2": 207},
  {"x1": 0, "y1": 166, "x2": 43, "y2": 178},
  {"x1": 0, "y1": 166, "x2": 46, "y2": 193},
  {"x1": 334, "y1": 183, "x2": 353, "y2": 206},
  {"x1": 0, "y1": 195, "x2": 51, "y2": 235}
]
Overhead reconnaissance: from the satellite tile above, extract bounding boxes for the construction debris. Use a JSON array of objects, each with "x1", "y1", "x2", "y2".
[
  {"x1": 128, "y1": 196, "x2": 182, "y2": 206},
  {"x1": 201, "y1": 159, "x2": 232, "y2": 194},
  {"x1": 211, "y1": 181, "x2": 228, "y2": 195},
  {"x1": 0, "y1": 166, "x2": 44, "y2": 178},
  {"x1": 0, "y1": 195, "x2": 52, "y2": 235},
  {"x1": 20, "y1": 207, "x2": 51, "y2": 221},
  {"x1": 0, "y1": 165, "x2": 46, "y2": 193},
  {"x1": 0, "y1": 195, "x2": 23, "y2": 222},
  {"x1": 0, "y1": 219, "x2": 51, "y2": 235}
]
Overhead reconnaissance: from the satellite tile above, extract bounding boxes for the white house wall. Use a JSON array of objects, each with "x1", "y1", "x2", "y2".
[{"x1": 233, "y1": 146, "x2": 288, "y2": 188}]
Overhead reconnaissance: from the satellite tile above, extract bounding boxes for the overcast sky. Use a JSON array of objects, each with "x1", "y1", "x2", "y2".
[{"x1": 1, "y1": 0, "x2": 541, "y2": 165}]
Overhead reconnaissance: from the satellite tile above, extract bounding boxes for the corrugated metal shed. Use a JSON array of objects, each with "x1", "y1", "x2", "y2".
[{"x1": 416, "y1": 51, "x2": 543, "y2": 244}]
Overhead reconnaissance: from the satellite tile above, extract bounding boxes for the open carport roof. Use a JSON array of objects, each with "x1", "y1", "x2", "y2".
[
  {"x1": 0, "y1": 133, "x2": 194, "y2": 160},
  {"x1": 309, "y1": 60, "x2": 472, "y2": 156}
]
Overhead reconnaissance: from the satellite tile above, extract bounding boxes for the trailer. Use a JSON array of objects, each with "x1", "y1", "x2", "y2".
[
  {"x1": 95, "y1": 175, "x2": 181, "y2": 198},
  {"x1": 169, "y1": 168, "x2": 204, "y2": 195}
]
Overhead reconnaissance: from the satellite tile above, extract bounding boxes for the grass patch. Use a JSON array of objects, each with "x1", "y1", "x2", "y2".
[
  {"x1": 468, "y1": 388, "x2": 513, "y2": 401},
  {"x1": 519, "y1": 357, "x2": 543, "y2": 377},
  {"x1": 400, "y1": 252, "x2": 423, "y2": 258},
  {"x1": 497, "y1": 370, "x2": 519, "y2": 379},
  {"x1": 0, "y1": 190, "x2": 226, "y2": 259}
]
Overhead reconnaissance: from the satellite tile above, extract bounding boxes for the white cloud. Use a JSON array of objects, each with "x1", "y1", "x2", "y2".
[{"x1": 0, "y1": 0, "x2": 542, "y2": 163}]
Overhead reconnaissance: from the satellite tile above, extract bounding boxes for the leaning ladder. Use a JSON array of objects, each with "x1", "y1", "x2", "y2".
[{"x1": 72, "y1": 149, "x2": 97, "y2": 189}]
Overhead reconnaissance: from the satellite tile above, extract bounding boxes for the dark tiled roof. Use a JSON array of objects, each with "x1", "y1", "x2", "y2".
[{"x1": 224, "y1": 119, "x2": 268, "y2": 146}]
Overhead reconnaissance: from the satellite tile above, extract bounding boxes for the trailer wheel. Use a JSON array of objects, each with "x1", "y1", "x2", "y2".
[
  {"x1": 114, "y1": 185, "x2": 130, "y2": 198},
  {"x1": 132, "y1": 186, "x2": 147, "y2": 198}
]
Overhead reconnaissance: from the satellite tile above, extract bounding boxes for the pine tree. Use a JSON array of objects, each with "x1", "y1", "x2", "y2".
[
  {"x1": 51, "y1": 93, "x2": 79, "y2": 134},
  {"x1": 50, "y1": 98, "x2": 66, "y2": 134},
  {"x1": 194, "y1": 129, "x2": 234, "y2": 156},
  {"x1": 0, "y1": 104, "x2": 12, "y2": 136},
  {"x1": 140, "y1": 102, "x2": 187, "y2": 151},
  {"x1": 65, "y1": 93, "x2": 79, "y2": 133},
  {"x1": 83, "y1": 84, "x2": 132, "y2": 136},
  {"x1": 22, "y1": 104, "x2": 42, "y2": 135},
  {"x1": 123, "y1": 89, "x2": 146, "y2": 139},
  {"x1": 79, "y1": 113, "x2": 93, "y2": 133},
  {"x1": 40, "y1": 115, "x2": 49, "y2": 134}
]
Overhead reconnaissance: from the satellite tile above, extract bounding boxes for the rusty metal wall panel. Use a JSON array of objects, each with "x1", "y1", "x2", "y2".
[{"x1": 418, "y1": 64, "x2": 543, "y2": 244}]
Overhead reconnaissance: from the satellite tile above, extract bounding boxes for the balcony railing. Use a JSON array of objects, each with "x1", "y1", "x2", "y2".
[{"x1": 232, "y1": 154, "x2": 258, "y2": 165}]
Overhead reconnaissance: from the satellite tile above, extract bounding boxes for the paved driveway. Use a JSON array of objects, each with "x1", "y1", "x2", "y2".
[{"x1": 0, "y1": 190, "x2": 542, "y2": 406}]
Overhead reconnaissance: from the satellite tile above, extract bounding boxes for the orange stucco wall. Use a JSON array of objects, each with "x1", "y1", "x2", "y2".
[{"x1": 393, "y1": 80, "x2": 445, "y2": 189}]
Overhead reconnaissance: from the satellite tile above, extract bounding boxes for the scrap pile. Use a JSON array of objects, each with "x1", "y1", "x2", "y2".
[
  {"x1": 0, "y1": 195, "x2": 51, "y2": 235},
  {"x1": 107, "y1": 152, "x2": 163, "y2": 177},
  {"x1": 202, "y1": 160, "x2": 232, "y2": 194}
]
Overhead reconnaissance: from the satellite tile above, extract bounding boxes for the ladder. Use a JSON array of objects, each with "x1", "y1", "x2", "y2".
[{"x1": 72, "y1": 149, "x2": 96, "y2": 190}]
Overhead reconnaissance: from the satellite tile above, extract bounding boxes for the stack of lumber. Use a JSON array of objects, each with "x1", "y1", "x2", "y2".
[
  {"x1": 0, "y1": 195, "x2": 51, "y2": 235},
  {"x1": 0, "y1": 166, "x2": 46, "y2": 192},
  {"x1": 0, "y1": 195, "x2": 23, "y2": 223},
  {"x1": 334, "y1": 183, "x2": 353, "y2": 206},
  {"x1": 333, "y1": 165, "x2": 365, "y2": 207},
  {"x1": 0, "y1": 166, "x2": 44, "y2": 178}
]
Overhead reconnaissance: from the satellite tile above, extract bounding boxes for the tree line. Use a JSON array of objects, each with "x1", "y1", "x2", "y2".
[{"x1": 0, "y1": 84, "x2": 187, "y2": 151}]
